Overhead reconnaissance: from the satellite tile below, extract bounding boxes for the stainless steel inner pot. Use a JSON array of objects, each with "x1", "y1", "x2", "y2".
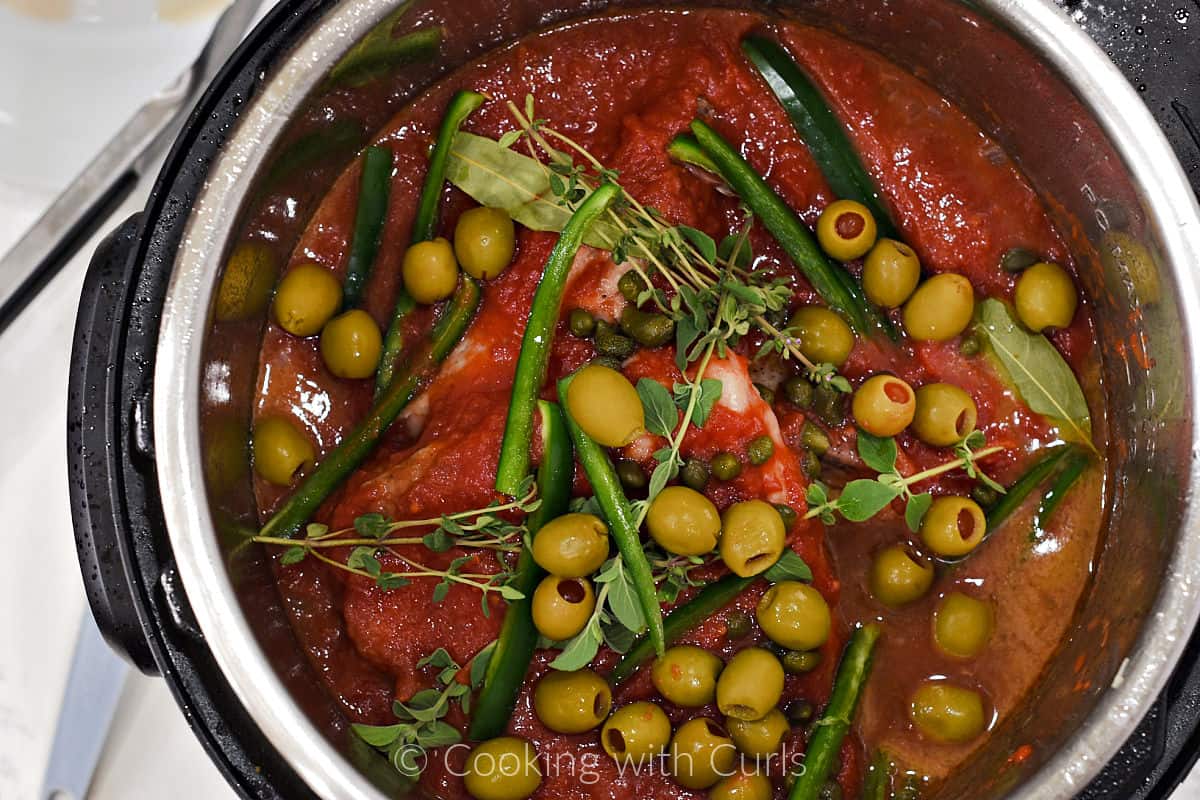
[{"x1": 152, "y1": 1, "x2": 1200, "y2": 797}]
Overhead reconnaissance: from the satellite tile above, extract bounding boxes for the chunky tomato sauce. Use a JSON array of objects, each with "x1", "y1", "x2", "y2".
[{"x1": 247, "y1": 8, "x2": 1106, "y2": 798}]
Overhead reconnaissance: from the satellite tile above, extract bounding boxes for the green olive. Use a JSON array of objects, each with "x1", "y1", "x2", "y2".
[
  {"x1": 272, "y1": 263, "x2": 342, "y2": 336},
  {"x1": 530, "y1": 513, "x2": 609, "y2": 577},
  {"x1": 531, "y1": 576, "x2": 595, "y2": 641},
  {"x1": 784, "y1": 376, "x2": 814, "y2": 409},
  {"x1": 601, "y1": 702, "x2": 671, "y2": 764},
  {"x1": 781, "y1": 650, "x2": 822, "y2": 674},
  {"x1": 216, "y1": 241, "x2": 277, "y2": 322},
  {"x1": 756, "y1": 581, "x2": 831, "y2": 651},
  {"x1": 651, "y1": 645, "x2": 723, "y2": 707},
  {"x1": 909, "y1": 682, "x2": 987, "y2": 743},
  {"x1": 852, "y1": 374, "x2": 916, "y2": 437},
  {"x1": 726, "y1": 708, "x2": 789, "y2": 757},
  {"x1": 681, "y1": 458, "x2": 710, "y2": 491},
  {"x1": 863, "y1": 238, "x2": 921, "y2": 307},
  {"x1": 402, "y1": 237, "x2": 459, "y2": 304},
  {"x1": 869, "y1": 545, "x2": 934, "y2": 607},
  {"x1": 463, "y1": 737, "x2": 542, "y2": 800},
  {"x1": 801, "y1": 423, "x2": 830, "y2": 457},
  {"x1": 1102, "y1": 230, "x2": 1160, "y2": 305},
  {"x1": 617, "y1": 270, "x2": 649, "y2": 303},
  {"x1": 816, "y1": 199, "x2": 878, "y2": 262},
  {"x1": 711, "y1": 452, "x2": 743, "y2": 481},
  {"x1": 620, "y1": 307, "x2": 675, "y2": 347},
  {"x1": 647, "y1": 486, "x2": 721, "y2": 556},
  {"x1": 670, "y1": 718, "x2": 737, "y2": 790},
  {"x1": 594, "y1": 321, "x2": 638, "y2": 359},
  {"x1": 912, "y1": 383, "x2": 978, "y2": 447},
  {"x1": 711, "y1": 768, "x2": 773, "y2": 800},
  {"x1": 725, "y1": 610, "x2": 753, "y2": 640},
  {"x1": 1015, "y1": 261, "x2": 1078, "y2": 332},
  {"x1": 720, "y1": 501, "x2": 786, "y2": 577},
  {"x1": 319, "y1": 309, "x2": 382, "y2": 379},
  {"x1": 790, "y1": 306, "x2": 855, "y2": 367},
  {"x1": 454, "y1": 207, "x2": 515, "y2": 280},
  {"x1": 716, "y1": 647, "x2": 784, "y2": 720},
  {"x1": 253, "y1": 416, "x2": 315, "y2": 486},
  {"x1": 747, "y1": 435, "x2": 775, "y2": 466},
  {"x1": 565, "y1": 364, "x2": 644, "y2": 447},
  {"x1": 903, "y1": 273, "x2": 975, "y2": 342},
  {"x1": 934, "y1": 592, "x2": 994, "y2": 658},
  {"x1": 533, "y1": 668, "x2": 612, "y2": 734},
  {"x1": 568, "y1": 308, "x2": 596, "y2": 338},
  {"x1": 616, "y1": 459, "x2": 648, "y2": 494},
  {"x1": 920, "y1": 496, "x2": 987, "y2": 558}
]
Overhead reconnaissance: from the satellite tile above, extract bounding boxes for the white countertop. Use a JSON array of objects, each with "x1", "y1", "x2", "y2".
[{"x1": 0, "y1": 2, "x2": 1196, "y2": 799}]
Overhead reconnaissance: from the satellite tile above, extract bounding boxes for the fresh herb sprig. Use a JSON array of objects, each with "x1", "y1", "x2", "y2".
[
  {"x1": 549, "y1": 555, "x2": 648, "y2": 670},
  {"x1": 955, "y1": 429, "x2": 1006, "y2": 494}
]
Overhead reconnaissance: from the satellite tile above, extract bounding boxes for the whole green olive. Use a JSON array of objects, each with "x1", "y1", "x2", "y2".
[
  {"x1": 920, "y1": 496, "x2": 987, "y2": 558},
  {"x1": 651, "y1": 645, "x2": 723, "y2": 707},
  {"x1": 253, "y1": 416, "x2": 315, "y2": 486},
  {"x1": 454, "y1": 207, "x2": 515, "y2": 280},
  {"x1": 601, "y1": 702, "x2": 671, "y2": 764},
  {"x1": 620, "y1": 307, "x2": 675, "y2": 348},
  {"x1": 402, "y1": 237, "x2": 459, "y2": 304},
  {"x1": 463, "y1": 737, "x2": 542, "y2": 800},
  {"x1": 720, "y1": 501, "x2": 786, "y2": 577},
  {"x1": 533, "y1": 668, "x2": 612, "y2": 734},
  {"x1": 272, "y1": 263, "x2": 342, "y2": 336},
  {"x1": 320, "y1": 309, "x2": 382, "y2": 379},
  {"x1": 934, "y1": 592, "x2": 994, "y2": 658},
  {"x1": 869, "y1": 545, "x2": 934, "y2": 607},
  {"x1": 816, "y1": 199, "x2": 878, "y2": 262},
  {"x1": 617, "y1": 270, "x2": 648, "y2": 303},
  {"x1": 784, "y1": 376, "x2": 814, "y2": 409},
  {"x1": 568, "y1": 308, "x2": 596, "y2": 338},
  {"x1": 616, "y1": 459, "x2": 648, "y2": 494},
  {"x1": 530, "y1": 513, "x2": 609, "y2": 578},
  {"x1": 863, "y1": 238, "x2": 921, "y2": 308},
  {"x1": 716, "y1": 647, "x2": 785, "y2": 721},
  {"x1": 852, "y1": 374, "x2": 916, "y2": 437},
  {"x1": 565, "y1": 364, "x2": 644, "y2": 447},
  {"x1": 216, "y1": 241, "x2": 277, "y2": 322},
  {"x1": 594, "y1": 321, "x2": 638, "y2": 360},
  {"x1": 912, "y1": 383, "x2": 978, "y2": 447},
  {"x1": 531, "y1": 576, "x2": 595, "y2": 641},
  {"x1": 781, "y1": 649, "x2": 822, "y2": 675},
  {"x1": 790, "y1": 306, "x2": 856, "y2": 367},
  {"x1": 909, "y1": 682, "x2": 987, "y2": 743},
  {"x1": 903, "y1": 273, "x2": 975, "y2": 342},
  {"x1": 647, "y1": 486, "x2": 722, "y2": 556},
  {"x1": 756, "y1": 581, "x2": 831, "y2": 651},
  {"x1": 680, "y1": 458, "x2": 710, "y2": 491},
  {"x1": 726, "y1": 708, "x2": 789, "y2": 757},
  {"x1": 670, "y1": 717, "x2": 737, "y2": 789},
  {"x1": 747, "y1": 435, "x2": 775, "y2": 466},
  {"x1": 1015, "y1": 261, "x2": 1078, "y2": 332},
  {"x1": 711, "y1": 768, "x2": 773, "y2": 800},
  {"x1": 711, "y1": 452, "x2": 743, "y2": 482}
]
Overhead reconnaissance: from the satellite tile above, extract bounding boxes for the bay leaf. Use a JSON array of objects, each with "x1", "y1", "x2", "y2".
[
  {"x1": 445, "y1": 133, "x2": 621, "y2": 249},
  {"x1": 977, "y1": 298, "x2": 1093, "y2": 445}
]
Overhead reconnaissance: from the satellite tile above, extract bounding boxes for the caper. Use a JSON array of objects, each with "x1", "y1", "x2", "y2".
[
  {"x1": 568, "y1": 308, "x2": 596, "y2": 338},
  {"x1": 711, "y1": 452, "x2": 743, "y2": 481},
  {"x1": 972, "y1": 484, "x2": 1000, "y2": 508},
  {"x1": 801, "y1": 422, "x2": 830, "y2": 457},
  {"x1": 959, "y1": 330, "x2": 982, "y2": 357},
  {"x1": 747, "y1": 435, "x2": 775, "y2": 465},
  {"x1": 616, "y1": 459, "x2": 648, "y2": 494},
  {"x1": 1000, "y1": 247, "x2": 1039, "y2": 273},
  {"x1": 786, "y1": 699, "x2": 815, "y2": 724},
  {"x1": 725, "y1": 610, "x2": 753, "y2": 640},
  {"x1": 620, "y1": 307, "x2": 674, "y2": 347},
  {"x1": 590, "y1": 355, "x2": 624, "y2": 371},
  {"x1": 781, "y1": 650, "x2": 822, "y2": 674},
  {"x1": 813, "y1": 383, "x2": 846, "y2": 427},
  {"x1": 784, "y1": 376, "x2": 814, "y2": 409},
  {"x1": 681, "y1": 458, "x2": 710, "y2": 491},
  {"x1": 755, "y1": 383, "x2": 776, "y2": 406},
  {"x1": 800, "y1": 450, "x2": 822, "y2": 480},
  {"x1": 819, "y1": 781, "x2": 844, "y2": 800},
  {"x1": 774, "y1": 504, "x2": 798, "y2": 530},
  {"x1": 617, "y1": 270, "x2": 648, "y2": 303},
  {"x1": 594, "y1": 321, "x2": 638, "y2": 359}
]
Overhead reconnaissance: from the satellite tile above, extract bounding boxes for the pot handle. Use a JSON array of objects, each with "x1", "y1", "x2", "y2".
[{"x1": 67, "y1": 214, "x2": 160, "y2": 675}]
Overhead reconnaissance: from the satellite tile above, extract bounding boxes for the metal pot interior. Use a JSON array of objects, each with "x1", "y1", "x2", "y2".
[{"x1": 157, "y1": 0, "x2": 1200, "y2": 798}]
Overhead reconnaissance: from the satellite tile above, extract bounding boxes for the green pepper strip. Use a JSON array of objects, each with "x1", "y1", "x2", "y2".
[
  {"x1": 494, "y1": 183, "x2": 621, "y2": 495},
  {"x1": 469, "y1": 400, "x2": 573, "y2": 741},
  {"x1": 1032, "y1": 449, "x2": 1090, "y2": 534},
  {"x1": 862, "y1": 750, "x2": 894, "y2": 800},
  {"x1": 557, "y1": 369, "x2": 666, "y2": 656},
  {"x1": 741, "y1": 36, "x2": 900, "y2": 240},
  {"x1": 984, "y1": 445, "x2": 1074, "y2": 533},
  {"x1": 342, "y1": 145, "x2": 394, "y2": 309},
  {"x1": 789, "y1": 624, "x2": 882, "y2": 800},
  {"x1": 689, "y1": 120, "x2": 896, "y2": 339},
  {"x1": 610, "y1": 573, "x2": 752, "y2": 685},
  {"x1": 666, "y1": 133, "x2": 721, "y2": 176},
  {"x1": 259, "y1": 277, "x2": 481, "y2": 541},
  {"x1": 377, "y1": 90, "x2": 485, "y2": 397}
]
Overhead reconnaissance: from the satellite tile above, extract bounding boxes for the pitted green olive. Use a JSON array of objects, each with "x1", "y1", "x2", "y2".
[
  {"x1": 602, "y1": 702, "x2": 671, "y2": 764},
  {"x1": 455, "y1": 207, "x2": 515, "y2": 280},
  {"x1": 463, "y1": 737, "x2": 542, "y2": 800},
  {"x1": 934, "y1": 592, "x2": 994, "y2": 658},
  {"x1": 533, "y1": 668, "x2": 611, "y2": 733},
  {"x1": 863, "y1": 239, "x2": 921, "y2": 308},
  {"x1": 565, "y1": 364, "x2": 644, "y2": 447},
  {"x1": 912, "y1": 383, "x2": 978, "y2": 447},
  {"x1": 320, "y1": 309, "x2": 382, "y2": 379},
  {"x1": 852, "y1": 374, "x2": 916, "y2": 437},
  {"x1": 790, "y1": 306, "x2": 855, "y2": 367},
  {"x1": 816, "y1": 199, "x2": 878, "y2": 262},
  {"x1": 869, "y1": 545, "x2": 934, "y2": 607},
  {"x1": 711, "y1": 769, "x2": 772, "y2": 800},
  {"x1": 1015, "y1": 261, "x2": 1078, "y2": 332},
  {"x1": 272, "y1": 263, "x2": 342, "y2": 336},
  {"x1": 531, "y1": 576, "x2": 595, "y2": 641},
  {"x1": 719, "y1": 501, "x2": 786, "y2": 577},
  {"x1": 530, "y1": 513, "x2": 609, "y2": 578},
  {"x1": 726, "y1": 708, "x2": 789, "y2": 757},
  {"x1": 920, "y1": 496, "x2": 987, "y2": 558},
  {"x1": 253, "y1": 416, "x2": 315, "y2": 486},
  {"x1": 216, "y1": 241, "x2": 277, "y2": 322},
  {"x1": 647, "y1": 486, "x2": 721, "y2": 556},
  {"x1": 756, "y1": 581, "x2": 831, "y2": 651},
  {"x1": 909, "y1": 682, "x2": 987, "y2": 743},
  {"x1": 670, "y1": 718, "x2": 737, "y2": 790},
  {"x1": 651, "y1": 645, "x2": 723, "y2": 707},
  {"x1": 903, "y1": 273, "x2": 975, "y2": 342},
  {"x1": 716, "y1": 648, "x2": 784, "y2": 721}
]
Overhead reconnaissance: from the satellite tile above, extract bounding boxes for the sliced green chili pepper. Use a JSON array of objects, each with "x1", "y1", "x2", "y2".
[
  {"x1": 984, "y1": 445, "x2": 1073, "y2": 532},
  {"x1": 259, "y1": 277, "x2": 481, "y2": 541},
  {"x1": 1031, "y1": 449, "x2": 1090, "y2": 535},
  {"x1": 557, "y1": 369, "x2": 665, "y2": 657},
  {"x1": 862, "y1": 751, "x2": 894, "y2": 800},
  {"x1": 325, "y1": 0, "x2": 443, "y2": 91},
  {"x1": 343, "y1": 145, "x2": 394, "y2": 308},
  {"x1": 789, "y1": 624, "x2": 882, "y2": 800},
  {"x1": 742, "y1": 36, "x2": 899, "y2": 239},
  {"x1": 494, "y1": 183, "x2": 621, "y2": 495},
  {"x1": 469, "y1": 400, "x2": 573, "y2": 741},
  {"x1": 667, "y1": 133, "x2": 721, "y2": 175}
]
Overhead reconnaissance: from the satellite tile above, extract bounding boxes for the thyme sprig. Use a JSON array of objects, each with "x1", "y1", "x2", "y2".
[{"x1": 955, "y1": 429, "x2": 1006, "y2": 494}]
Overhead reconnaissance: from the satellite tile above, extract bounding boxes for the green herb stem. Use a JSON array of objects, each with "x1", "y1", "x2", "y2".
[
  {"x1": 494, "y1": 183, "x2": 621, "y2": 495},
  {"x1": 789, "y1": 624, "x2": 882, "y2": 800},
  {"x1": 343, "y1": 145, "x2": 394, "y2": 308}
]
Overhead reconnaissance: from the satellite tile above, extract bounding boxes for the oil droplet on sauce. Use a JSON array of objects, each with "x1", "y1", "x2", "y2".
[
  {"x1": 157, "y1": 0, "x2": 232, "y2": 22},
  {"x1": 0, "y1": 0, "x2": 72, "y2": 19}
]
